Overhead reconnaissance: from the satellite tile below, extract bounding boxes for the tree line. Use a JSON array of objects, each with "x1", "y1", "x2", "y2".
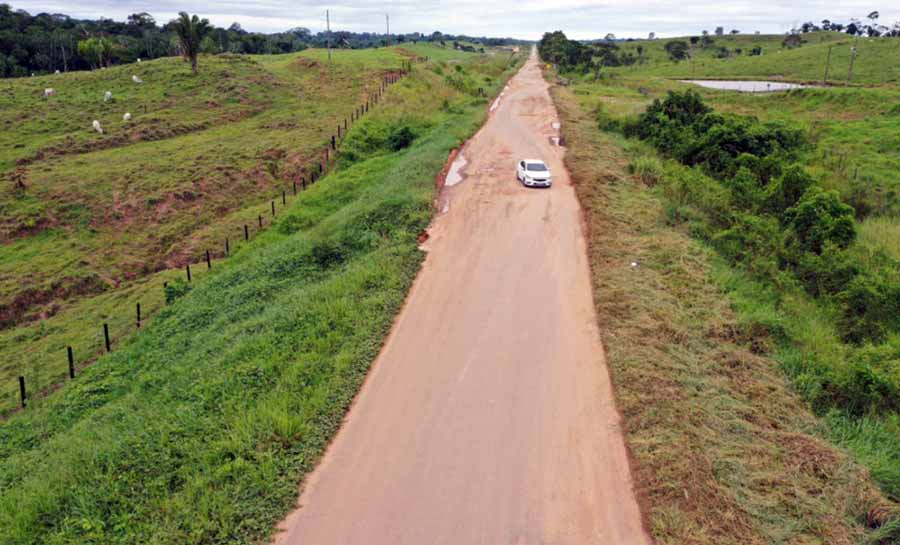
[{"x1": 0, "y1": 4, "x2": 523, "y2": 78}]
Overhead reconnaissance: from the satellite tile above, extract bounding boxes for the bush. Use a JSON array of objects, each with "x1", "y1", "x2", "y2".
[
  {"x1": 838, "y1": 273, "x2": 900, "y2": 345},
  {"x1": 164, "y1": 279, "x2": 192, "y2": 304},
  {"x1": 387, "y1": 126, "x2": 416, "y2": 151},
  {"x1": 785, "y1": 187, "x2": 857, "y2": 254},
  {"x1": 765, "y1": 164, "x2": 815, "y2": 215}
]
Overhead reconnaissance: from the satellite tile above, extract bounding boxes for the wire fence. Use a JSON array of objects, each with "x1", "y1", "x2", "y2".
[{"x1": 6, "y1": 59, "x2": 424, "y2": 415}]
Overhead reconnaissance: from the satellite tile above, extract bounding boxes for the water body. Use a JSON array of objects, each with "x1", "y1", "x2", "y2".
[{"x1": 680, "y1": 80, "x2": 811, "y2": 92}]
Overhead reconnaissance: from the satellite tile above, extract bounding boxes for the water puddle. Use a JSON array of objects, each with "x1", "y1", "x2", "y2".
[
  {"x1": 445, "y1": 154, "x2": 468, "y2": 187},
  {"x1": 680, "y1": 80, "x2": 811, "y2": 92}
]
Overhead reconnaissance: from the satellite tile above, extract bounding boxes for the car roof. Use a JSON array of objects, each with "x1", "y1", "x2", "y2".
[{"x1": 522, "y1": 159, "x2": 547, "y2": 165}]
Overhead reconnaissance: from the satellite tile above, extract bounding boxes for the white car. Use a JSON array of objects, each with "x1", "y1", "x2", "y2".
[{"x1": 516, "y1": 159, "x2": 552, "y2": 187}]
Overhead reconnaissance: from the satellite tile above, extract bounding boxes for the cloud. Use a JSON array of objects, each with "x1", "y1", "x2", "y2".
[{"x1": 9, "y1": 0, "x2": 899, "y2": 39}]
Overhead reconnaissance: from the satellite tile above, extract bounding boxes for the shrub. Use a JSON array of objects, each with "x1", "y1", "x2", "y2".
[
  {"x1": 387, "y1": 126, "x2": 416, "y2": 151},
  {"x1": 838, "y1": 273, "x2": 900, "y2": 345},
  {"x1": 765, "y1": 164, "x2": 815, "y2": 215},
  {"x1": 164, "y1": 279, "x2": 192, "y2": 304},
  {"x1": 785, "y1": 187, "x2": 857, "y2": 254}
]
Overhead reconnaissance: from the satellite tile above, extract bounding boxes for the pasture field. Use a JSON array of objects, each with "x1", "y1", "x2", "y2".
[
  {"x1": 0, "y1": 44, "x2": 492, "y2": 414},
  {"x1": 0, "y1": 44, "x2": 523, "y2": 543}
]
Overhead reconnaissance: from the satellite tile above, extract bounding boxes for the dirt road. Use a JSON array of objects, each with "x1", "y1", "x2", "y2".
[{"x1": 273, "y1": 50, "x2": 651, "y2": 545}]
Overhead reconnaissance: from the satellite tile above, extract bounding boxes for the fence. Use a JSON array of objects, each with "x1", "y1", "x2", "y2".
[{"x1": 8, "y1": 60, "x2": 423, "y2": 414}]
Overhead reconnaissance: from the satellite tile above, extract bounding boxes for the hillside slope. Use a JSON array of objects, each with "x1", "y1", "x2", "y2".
[
  {"x1": 0, "y1": 46, "x2": 522, "y2": 543},
  {"x1": 0, "y1": 47, "x2": 430, "y2": 414}
]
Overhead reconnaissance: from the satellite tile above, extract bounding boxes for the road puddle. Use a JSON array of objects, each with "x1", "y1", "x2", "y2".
[{"x1": 445, "y1": 154, "x2": 468, "y2": 186}]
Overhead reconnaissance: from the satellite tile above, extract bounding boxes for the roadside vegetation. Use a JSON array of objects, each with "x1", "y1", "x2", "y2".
[
  {"x1": 543, "y1": 27, "x2": 899, "y2": 544},
  {"x1": 0, "y1": 43, "x2": 522, "y2": 543}
]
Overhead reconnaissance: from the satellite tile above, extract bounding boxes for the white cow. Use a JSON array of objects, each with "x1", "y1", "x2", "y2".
[
  {"x1": 123, "y1": 112, "x2": 132, "y2": 122},
  {"x1": 104, "y1": 91, "x2": 113, "y2": 102},
  {"x1": 132, "y1": 75, "x2": 143, "y2": 84},
  {"x1": 92, "y1": 120, "x2": 103, "y2": 134},
  {"x1": 43, "y1": 88, "x2": 56, "y2": 98}
]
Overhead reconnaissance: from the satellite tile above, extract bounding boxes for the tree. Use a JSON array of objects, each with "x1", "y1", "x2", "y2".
[
  {"x1": 664, "y1": 40, "x2": 689, "y2": 62},
  {"x1": 715, "y1": 26, "x2": 724, "y2": 36},
  {"x1": 169, "y1": 12, "x2": 211, "y2": 74}
]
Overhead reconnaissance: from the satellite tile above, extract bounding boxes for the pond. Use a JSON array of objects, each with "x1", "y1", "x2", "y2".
[{"x1": 680, "y1": 80, "x2": 811, "y2": 92}]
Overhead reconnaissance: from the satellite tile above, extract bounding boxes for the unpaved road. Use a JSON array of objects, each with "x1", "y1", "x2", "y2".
[{"x1": 274, "y1": 50, "x2": 651, "y2": 545}]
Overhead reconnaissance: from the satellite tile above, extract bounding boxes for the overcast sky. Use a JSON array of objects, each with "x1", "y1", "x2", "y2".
[{"x1": 9, "y1": 1, "x2": 899, "y2": 40}]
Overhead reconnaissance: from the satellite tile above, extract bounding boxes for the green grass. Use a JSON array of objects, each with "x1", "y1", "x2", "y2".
[
  {"x1": 0, "y1": 47, "x2": 522, "y2": 544},
  {"x1": 0, "y1": 44, "x2": 503, "y2": 415},
  {"x1": 611, "y1": 32, "x2": 900, "y2": 85}
]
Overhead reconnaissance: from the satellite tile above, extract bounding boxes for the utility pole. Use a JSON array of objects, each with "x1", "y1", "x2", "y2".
[
  {"x1": 386, "y1": 14, "x2": 390, "y2": 47},
  {"x1": 326, "y1": 9, "x2": 332, "y2": 62}
]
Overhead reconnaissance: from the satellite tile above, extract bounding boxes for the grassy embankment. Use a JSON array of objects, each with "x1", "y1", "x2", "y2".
[
  {"x1": 0, "y1": 45, "x2": 449, "y2": 414},
  {"x1": 551, "y1": 70, "x2": 899, "y2": 545},
  {"x1": 547, "y1": 30, "x2": 900, "y2": 543},
  {"x1": 611, "y1": 31, "x2": 900, "y2": 85},
  {"x1": 0, "y1": 44, "x2": 522, "y2": 543}
]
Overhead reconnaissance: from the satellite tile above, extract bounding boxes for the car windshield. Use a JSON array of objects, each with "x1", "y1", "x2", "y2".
[{"x1": 526, "y1": 162, "x2": 547, "y2": 171}]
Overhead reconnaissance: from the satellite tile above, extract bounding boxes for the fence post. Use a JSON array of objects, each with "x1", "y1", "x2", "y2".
[
  {"x1": 186, "y1": 264, "x2": 192, "y2": 282},
  {"x1": 67, "y1": 346, "x2": 75, "y2": 378},
  {"x1": 338, "y1": 125, "x2": 342, "y2": 138},
  {"x1": 344, "y1": 119, "x2": 348, "y2": 130},
  {"x1": 225, "y1": 237, "x2": 230, "y2": 256},
  {"x1": 271, "y1": 200, "x2": 276, "y2": 217},
  {"x1": 206, "y1": 250, "x2": 212, "y2": 269},
  {"x1": 282, "y1": 190, "x2": 286, "y2": 205},
  {"x1": 331, "y1": 135, "x2": 336, "y2": 150},
  {"x1": 18, "y1": 376, "x2": 26, "y2": 408},
  {"x1": 319, "y1": 163, "x2": 324, "y2": 175},
  {"x1": 136, "y1": 302, "x2": 141, "y2": 328},
  {"x1": 103, "y1": 323, "x2": 111, "y2": 352},
  {"x1": 293, "y1": 180, "x2": 297, "y2": 195},
  {"x1": 244, "y1": 225, "x2": 249, "y2": 241},
  {"x1": 258, "y1": 215, "x2": 263, "y2": 228}
]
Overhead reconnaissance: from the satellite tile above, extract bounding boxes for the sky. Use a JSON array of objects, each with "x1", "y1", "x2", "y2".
[{"x1": 9, "y1": 1, "x2": 899, "y2": 40}]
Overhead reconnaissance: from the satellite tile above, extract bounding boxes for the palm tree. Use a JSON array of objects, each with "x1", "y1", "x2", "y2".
[{"x1": 170, "y1": 12, "x2": 211, "y2": 74}]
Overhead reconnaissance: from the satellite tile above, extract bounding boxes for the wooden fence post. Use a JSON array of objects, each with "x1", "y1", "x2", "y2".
[
  {"x1": 244, "y1": 225, "x2": 249, "y2": 241},
  {"x1": 271, "y1": 200, "x2": 276, "y2": 217},
  {"x1": 67, "y1": 346, "x2": 75, "y2": 378},
  {"x1": 103, "y1": 323, "x2": 111, "y2": 352},
  {"x1": 18, "y1": 376, "x2": 26, "y2": 408},
  {"x1": 258, "y1": 215, "x2": 263, "y2": 228},
  {"x1": 282, "y1": 190, "x2": 286, "y2": 205},
  {"x1": 136, "y1": 302, "x2": 141, "y2": 328},
  {"x1": 206, "y1": 250, "x2": 212, "y2": 269},
  {"x1": 225, "y1": 238, "x2": 230, "y2": 256}
]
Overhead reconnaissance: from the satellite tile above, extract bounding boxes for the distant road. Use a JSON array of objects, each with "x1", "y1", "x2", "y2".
[{"x1": 273, "y1": 49, "x2": 651, "y2": 545}]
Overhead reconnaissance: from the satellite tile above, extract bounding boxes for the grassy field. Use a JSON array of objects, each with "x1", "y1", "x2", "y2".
[
  {"x1": 609, "y1": 31, "x2": 900, "y2": 85},
  {"x1": 551, "y1": 71, "x2": 899, "y2": 545},
  {"x1": 0, "y1": 44, "x2": 485, "y2": 414},
  {"x1": 0, "y1": 45, "x2": 522, "y2": 543}
]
